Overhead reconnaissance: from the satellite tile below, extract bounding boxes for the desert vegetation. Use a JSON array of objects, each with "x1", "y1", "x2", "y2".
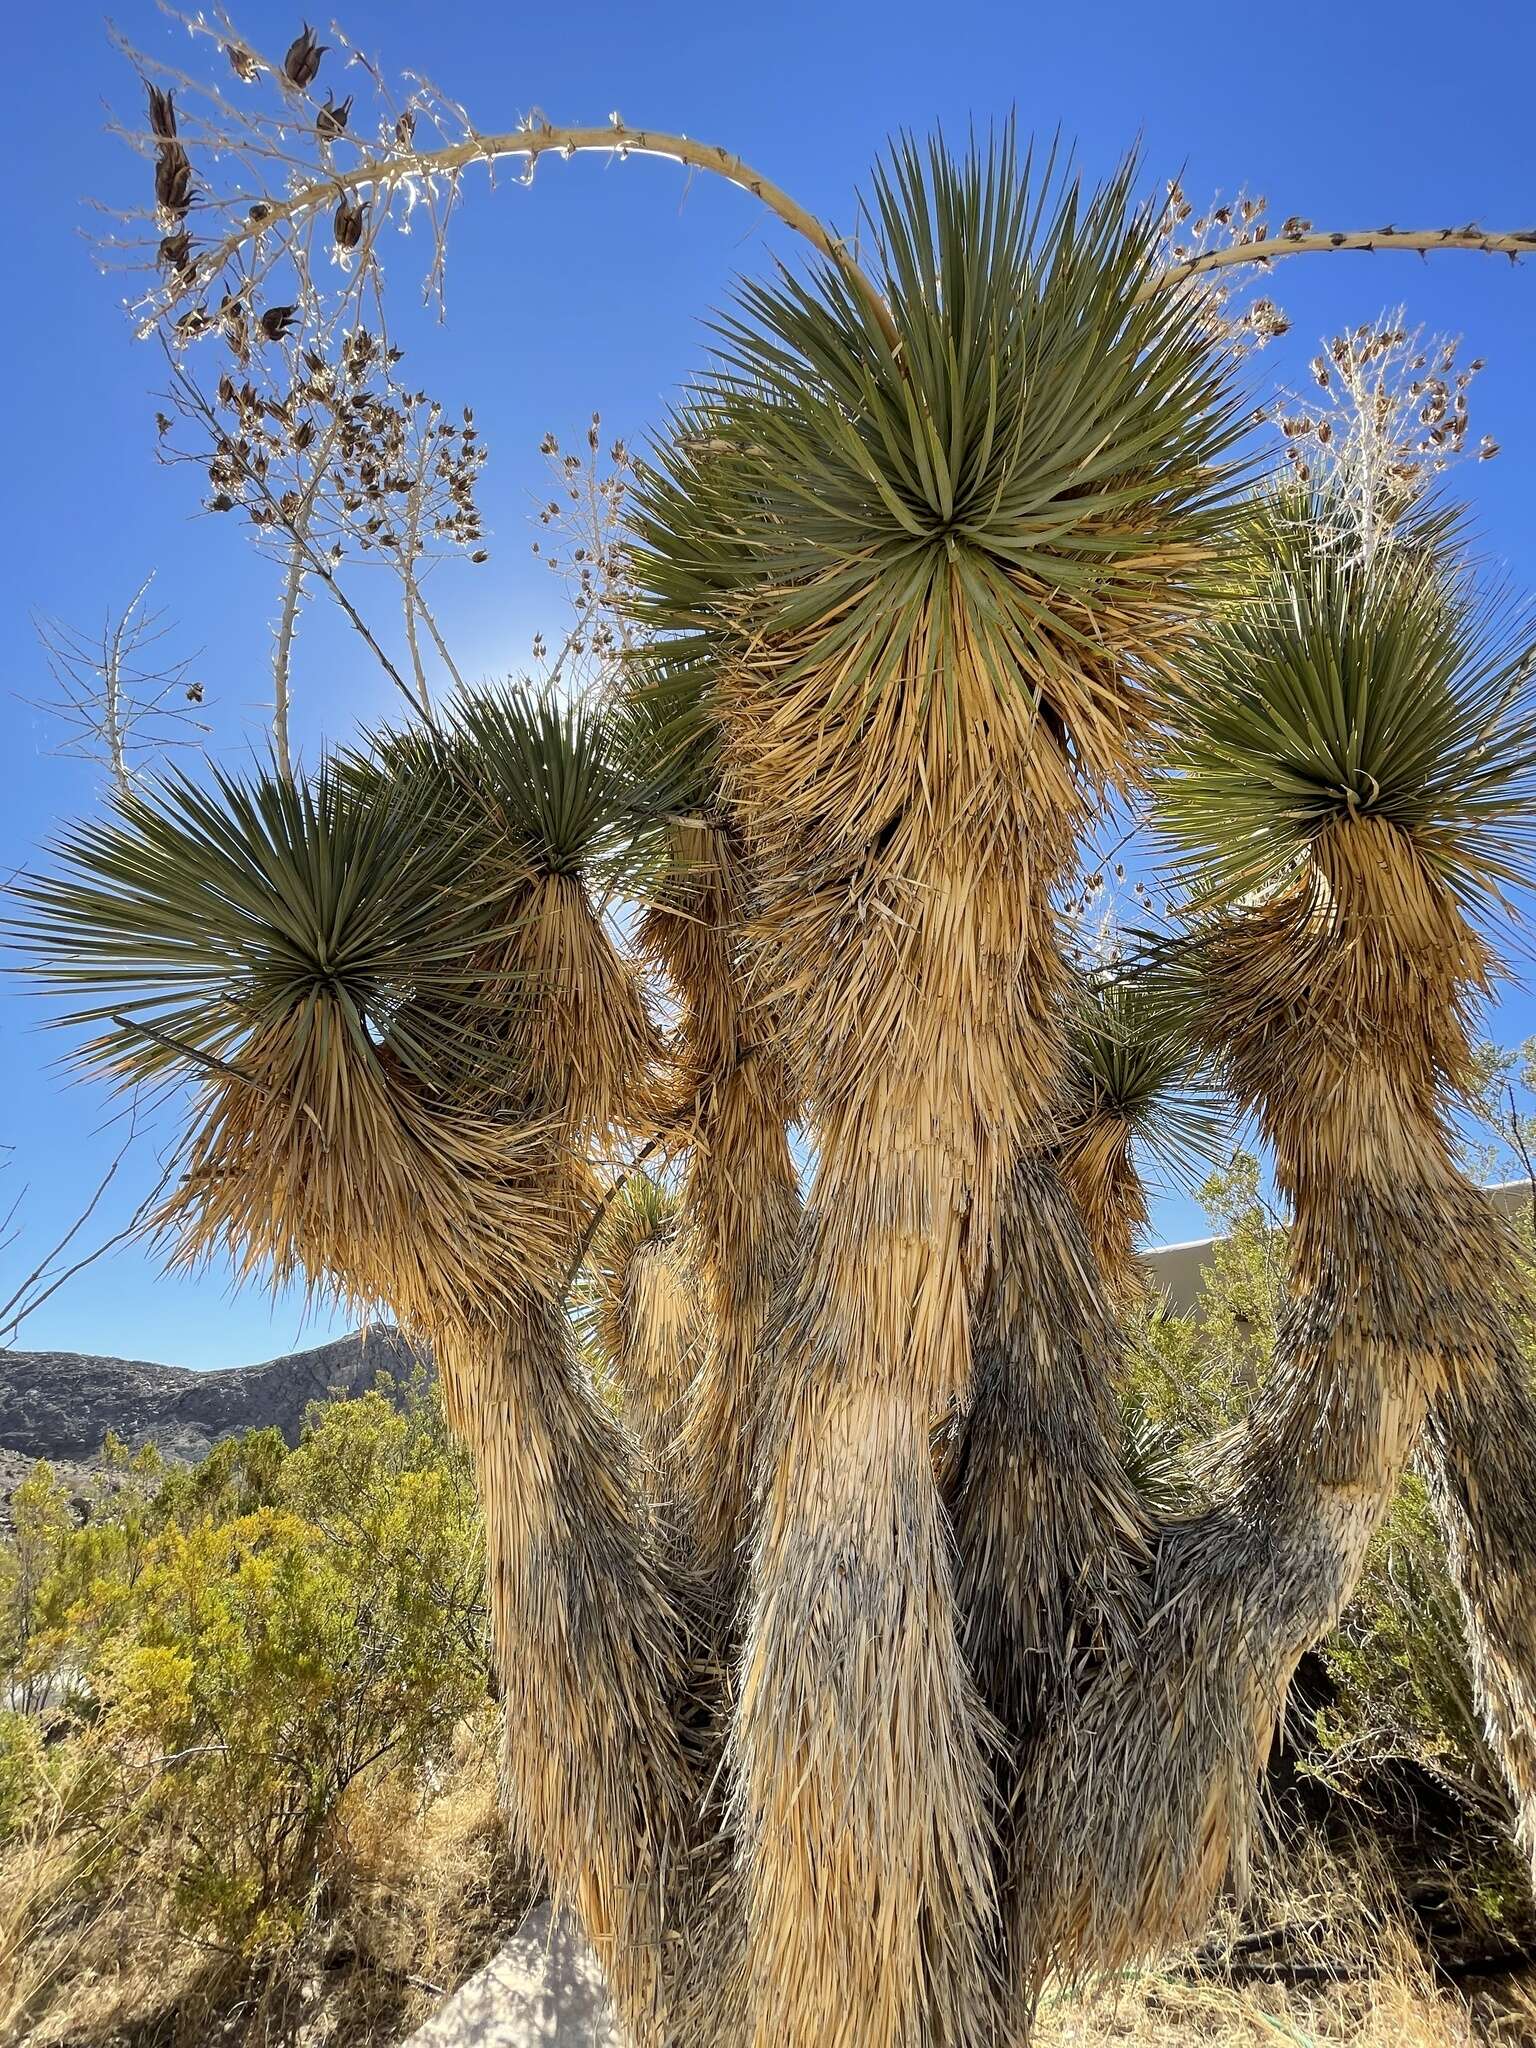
[
  {"x1": 4, "y1": 1212, "x2": 1536, "y2": 2042},
  {"x1": 6, "y1": 11, "x2": 1536, "y2": 2045}
]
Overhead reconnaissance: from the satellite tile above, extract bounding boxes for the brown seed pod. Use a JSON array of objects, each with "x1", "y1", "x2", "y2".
[
  {"x1": 145, "y1": 84, "x2": 177, "y2": 140},
  {"x1": 316, "y1": 92, "x2": 352, "y2": 138},
  {"x1": 333, "y1": 198, "x2": 365, "y2": 250},
  {"x1": 225, "y1": 42, "x2": 258, "y2": 83},
  {"x1": 154, "y1": 143, "x2": 193, "y2": 219},
  {"x1": 283, "y1": 23, "x2": 326, "y2": 90},
  {"x1": 259, "y1": 305, "x2": 299, "y2": 343},
  {"x1": 157, "y1": 229, "x2": 193, "y2": 276}
]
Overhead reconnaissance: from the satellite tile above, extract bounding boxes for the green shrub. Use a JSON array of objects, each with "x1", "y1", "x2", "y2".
[
  {"x1": 0, "y1": 1379, "x2": 492, "y2": 1954},
  {"x1": 0, "y1": 1709, "x2": 47, "y2": 1840}
]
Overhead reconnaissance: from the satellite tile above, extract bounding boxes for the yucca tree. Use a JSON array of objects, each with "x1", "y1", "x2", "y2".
[
  {"x1": 627, "y1": 131, "x2": 1242, "y2": 2048},
  {"x1": 18, "y1": 97, "x2": 1536, "y2": 2048},
  {"x1": 1158, "y1": 486, "x2": 1536, "y2": 1884},
  {"x1": 13, "y1": 688, "x2": 705, "y2": 2045},
  {"x1": 1006, "y1": 485, "x2": 1536, "y2": 1984}
]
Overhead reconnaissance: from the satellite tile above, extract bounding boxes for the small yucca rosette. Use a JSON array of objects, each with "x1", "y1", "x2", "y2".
[
  {"x1": 7, "y1": 757, "x2": 561, "y2": 1321},
  {"x1": 1157, "y1": 486, "x2": 1536, "y2": 926}
]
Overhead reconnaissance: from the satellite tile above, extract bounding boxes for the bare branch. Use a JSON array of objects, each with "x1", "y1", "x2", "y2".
[
  {"x1": 1146, "y1": 223, "x2": 1536, "y2": 300},
  {"x1": 31, "y1": 575, "x2": 207, "y2": 792},
  {"x1": 0, "y1": 1112, "x2": 177, "y2": 1349}
]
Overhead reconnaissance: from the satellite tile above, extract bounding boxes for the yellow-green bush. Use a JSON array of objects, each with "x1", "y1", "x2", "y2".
[{"x1": 1, "y1": 1379, "x2": 491, "y2": 1954}]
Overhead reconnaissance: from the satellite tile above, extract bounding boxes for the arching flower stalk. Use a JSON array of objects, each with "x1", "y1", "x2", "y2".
[{"x1": 108, "y1": 7, "x2": 1535, "y2": 386}]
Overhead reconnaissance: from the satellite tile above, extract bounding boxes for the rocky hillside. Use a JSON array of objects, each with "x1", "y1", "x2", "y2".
[{"x1": 0, "y1": 1327, "x2": 430, "y2": 1520}]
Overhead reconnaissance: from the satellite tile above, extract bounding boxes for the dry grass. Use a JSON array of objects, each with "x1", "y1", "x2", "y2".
[
  {"x1": 1037, "y1": 1967, "x2": 1503, "y2": 2047},
  {"x1": 9, "y1": 1721, "x2": 1535, "y2": 2048},
  {"x1": 0, "y1": 1723, "x2": 532, "y2": 2048},
  {"x1": 1038, "y1": 1835, "x2": 1536, "y2": 2048}
]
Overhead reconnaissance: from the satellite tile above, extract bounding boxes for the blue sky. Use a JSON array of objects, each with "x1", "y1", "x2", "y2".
[{"x1": 4, "y1": 0, "x2": 1535, "y2": 1367}]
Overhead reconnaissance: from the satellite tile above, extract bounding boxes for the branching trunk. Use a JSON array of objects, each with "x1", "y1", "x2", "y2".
[
  {"x1": 1009, "y1": 827, "x2": 1535, "y2": 1994},
  {"x1": 1011, "y1": 1180, "x2": 1440, "y2": 1982},
  {"x1": 1422, "y1": 1286, "x2": 1536, "y2": 1880}
]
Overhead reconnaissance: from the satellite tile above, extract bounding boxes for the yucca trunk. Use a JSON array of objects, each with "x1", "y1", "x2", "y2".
[
  {"x1": 1058, "y1": 1110, "x2": 1151, "y2": 1304},
  {"x1": 1220, "y1": 819, "x2": 1536, "y2": 1881},
  {"x1": 732, "y1": 890, "x2": 1012, "y2": 2048},
  {"x1": 1014, "y1": 817, "x2": 1526, "y2": 1978},
  {"x1": 428, "y1": 868, "x2": 707, "y2": 2043},
  {"x1": 437, "y1": 1303, "x2": 698, "y2": 2040},
  {"x1": 722, "y1": 633, "x2": 1083, "y2": 2046},
  {"x1": 951, "y1": 1155, "x2": 1147, "y2": 1736},
  {"x1": 947, "y1": 1153, "x2": 1151, "y2": 2016},
  {"x1": 585, "y1": 1175, "x2": 702, "y2": 1495},
  {"x1": 612, "y1": 1234, "x2": 701, "y2": 1474},
  {"x1": 1422, "y1": 1338, "x2": 1536, "y2": 1876},
  {"x1": 639, "y1": 819, "x2": 800, "y2": 1589}
]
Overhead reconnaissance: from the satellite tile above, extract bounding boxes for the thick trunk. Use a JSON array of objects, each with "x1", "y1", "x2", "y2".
[
  {"x1": 951, "y1": 1155, "x2": 1149, "y2": 1736},
  {"x1": 737, "y1": 1367, "x2": 1001, "y2": 2048},
  {"x1": 439, "y1": 1307, "x2": 702, "y2": 2046},
  {"x1": 947, "y1": 1155, "x2": 1151, "y2": 2021},
  {"x1": 731, "y1": 827, "x2": 1055, "y2": 2048},
  {"x1": 731, "y1": 1092, "x2": 1006, "y2": 2047}
]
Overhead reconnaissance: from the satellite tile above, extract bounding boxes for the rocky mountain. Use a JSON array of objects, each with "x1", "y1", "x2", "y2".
[{"x1": 0, "y1": 1327, "x2": 430, "y2": 1521}]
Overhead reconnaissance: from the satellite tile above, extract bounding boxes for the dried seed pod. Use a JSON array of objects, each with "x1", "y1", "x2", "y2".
[
  {"x1": 154, "y1": 143, "x2": 193, "y2": 219},
  {"x1": 146, "y1": 84, "x2": 177, "y2": 140},
  {"x1": 225, "y1": 42, "x2": 259, "y2": 83},
  {"x1": 395, "y1": 110, "x2": 416, "y2": 146},
  {"x1": 259, "y1": 305, "x2": 299, "y2": 343},
  {"x1": 333, "y1": 198, "x2": 365, "y2": 250},
  {"x1": 157, "y1": 229, "x2": 193, "y2": 276},
  {"x1": 283, "y1": 23, "x2": 326, "y2": 89},
  {"x1": 316, "y1": 92, "x2": 353, "y2": 138}
]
